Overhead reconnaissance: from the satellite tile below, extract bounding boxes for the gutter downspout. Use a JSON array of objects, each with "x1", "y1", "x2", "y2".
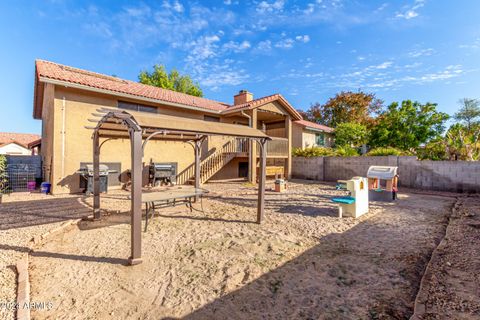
[
  {"x1": 61, "y1": 96, "x2": 66, "y2": 179},
  {"x1": 241, "y1": 111, "x2": 253, "y2": 182}
]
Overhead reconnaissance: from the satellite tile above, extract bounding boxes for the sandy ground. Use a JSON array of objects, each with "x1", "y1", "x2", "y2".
[
  {"x1": 412, "y1": 195, "x2": 480, "y2": 319},
  {"x1": 20, "y1": 180, "x2": 455, "y2": 320},
  {"x1": 0, "y1": 192, "x2": 92, "y2": 320}
]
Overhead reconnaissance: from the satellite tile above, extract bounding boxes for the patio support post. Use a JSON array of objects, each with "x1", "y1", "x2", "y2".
[
  {"x1": 285, "y1": 115, "x2": 292, "y2": 179},
  {"x1": 129, "y1": 129, "x2": 143, "y2": 265},
  {"x1": 194, "y1": 137, "x2": 205, "y2": 201},
  {"x1": 249, "y1": 109, "x2": 258, "y2": 183},
  {"x1": 194, "y1": 140, "x2": 201, "y2": 189},
  {"x1": 93, "y1": 130, "x2": 101, "y2": 220},
  {"x1": 257, "y1": 138, "x2": 267, "y2": 224}
]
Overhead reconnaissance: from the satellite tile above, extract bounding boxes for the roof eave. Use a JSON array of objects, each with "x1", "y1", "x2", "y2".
[
  {"x1": 33, "y1": 64, "x2": 43, "y2": 120},
  {"x1": 37, "y1": 77, "x2": 225, "y2": 116},
  {"x1": 220, "y1": 95, "x2": 302, "y2": 120},
  {"x1": 304, "y1": 126, "x2": 333, "y2": 133}
]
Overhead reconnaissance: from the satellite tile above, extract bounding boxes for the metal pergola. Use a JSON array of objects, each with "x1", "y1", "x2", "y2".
[{"x1": 89, "y1": 108, "x2": 271, "y2": 265}]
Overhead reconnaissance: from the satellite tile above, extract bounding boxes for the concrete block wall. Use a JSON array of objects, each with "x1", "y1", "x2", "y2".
[
  {"x1": 399, "y1": 157, "x2": 480, "y2": 192},
  {"x1": 292, "y1": 157, "x2": 324, "y2": 181},
  {"x1": 323, "y1": 156, "x2": 398, "y2": 181},
  {"x1": 292, "y1": 156, "x2": 480, "y2": 193}
]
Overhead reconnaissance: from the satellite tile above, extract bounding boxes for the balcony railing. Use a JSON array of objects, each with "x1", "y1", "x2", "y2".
[{"x1": 256, "y1": 137, "x2": 288, "y2": 157}]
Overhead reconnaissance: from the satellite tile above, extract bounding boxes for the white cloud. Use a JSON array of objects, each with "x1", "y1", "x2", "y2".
[
  {"x1": 274, "y1": 38, "x2": 295, "y2": 49},
  {"x1": 459, "y1": 37, "x2": 480, "y2": 50},
  {"x1": 186, "y1": 35, "x2": 221, "y2": 60},
  {"x1": 223, "y1": 40, "x2": 251, "y2": 52},
  {"x1": 374, "y1": 61, "x2": 393, "y2": 69},
  {"x1": 408, "y1": 48, "x2": 435, "y2": 58},
  {"x1": 200, "y1": 69, "x2": 249, "y2": 87},
  {"x1": 256, "y1": 0, "x2": 285, "y2": 13},
  {"x1": 295, "y1": 35, "x2": 310, "y2": 43},
  {"x1": 304, "y1": 3, "x2": 315, "y2": 14},
  {"x1": 83, "y1": 22, "x2": 113, "y2": 38},
  {"x1": 162, "y1": 1, "x2": 184, "y2": 13},
  {"x1": 396, "y1": 0, "x2": 425, "y2": 20},
  {"x1": 256, "y1": 40, "x2": 272, "y2": 52}
]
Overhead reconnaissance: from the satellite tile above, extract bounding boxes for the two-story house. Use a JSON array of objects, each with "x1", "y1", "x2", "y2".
[{"x1": 33, "y1": 60, "x2": 333, "y2": 193}]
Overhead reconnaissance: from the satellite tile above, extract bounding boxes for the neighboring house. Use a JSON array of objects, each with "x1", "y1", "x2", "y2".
[
  {"x1": 292, "y1": 120, "x2": 334, "y2": 148},
  {"x1": 0, "y1": 132, "x2": 41, "y2": 155},
  {"x1": 34, "y1": 60, "x2": 318, "y2": 194}
]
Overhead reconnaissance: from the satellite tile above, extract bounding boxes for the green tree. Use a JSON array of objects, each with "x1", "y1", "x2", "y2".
[
  {"x1": 334, "y1": 122, "x2": 368, "y2": 147},
  {"x1": 454, "y1": 98, "x2": 480, "y2": 132},
  {"x1": 417, "y1": 138, "x2": 449, "y2": 161},
  {"x1": 369, "y1": 100, "x2": 449, "y2": 151},
  {"x1": 446, "y1": 123, "x2": 480, "y2": 161},
  {"x1": 305, "y1": 91, "x2": 383, "y2": 127},
  {"x1": 138, "y1": 65, "x2": 203, "y2": 97}
]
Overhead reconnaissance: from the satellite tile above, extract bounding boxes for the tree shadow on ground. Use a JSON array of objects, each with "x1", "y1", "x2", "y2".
[
  {"x1": 0, "y1": 243, "x2": 127, "y2": 265},
  {"x1": 0, "y1": 196, "x2": 93, "y2": 230},
  {"x1": 160, "y1": 206, "x2": 449, "y2": 320},
  {"x1": 209, "y1": 195, "x2": 339, "y2": 218}
]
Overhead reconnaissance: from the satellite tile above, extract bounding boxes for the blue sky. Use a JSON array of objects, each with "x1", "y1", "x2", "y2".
[{"x1": 1, "y1": 0, "x2": 479, "y2": 134}]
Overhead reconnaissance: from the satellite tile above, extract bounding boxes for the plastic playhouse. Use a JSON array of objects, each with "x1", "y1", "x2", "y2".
[
  {"x1": 367, "y1": 166, "x2": 398, "y2": 201},
  {"x1": 331, "y1": 176, "x2": 369, "y2": 218}
]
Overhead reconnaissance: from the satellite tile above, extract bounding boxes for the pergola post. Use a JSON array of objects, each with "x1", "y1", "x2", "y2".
[
  {"x1": 128, "y1": 129, "x2": 143, "y2": 265},
  {"x1": 194, "y1": 137, "x2": 205, "y2": 201},
  {"x1": 257, "y1": 138, "x2": 267, "y2": 224},
  {"x1": 194, "y1": 140, "x2": 202, "y2": 189},
  {"x1": 93, "y1": 131, "x2": 101, "y2": 220}
]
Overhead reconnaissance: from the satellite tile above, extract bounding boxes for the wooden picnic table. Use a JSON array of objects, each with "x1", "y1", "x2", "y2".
[{"x1": 140, "y1": 186, "x2": 209, "y2": 231}]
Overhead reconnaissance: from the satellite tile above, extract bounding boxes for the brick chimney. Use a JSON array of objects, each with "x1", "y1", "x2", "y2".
[{"x1": 233, "y1": 90, "x2": 253, "y2": 105}]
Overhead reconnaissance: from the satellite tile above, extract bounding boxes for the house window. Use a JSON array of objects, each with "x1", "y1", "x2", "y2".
[
  {"x1": 315, "y1": 133, "x2": 325, "y2": 146},
  {"x1": 118, "y1": 101, "x2": 157, "y2": 113},
  {"x1": 204, "y1": 115, "x2": 220, "y2": 122}
]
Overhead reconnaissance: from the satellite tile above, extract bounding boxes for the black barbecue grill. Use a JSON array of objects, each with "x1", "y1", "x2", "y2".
[
  {"x1": 78, "y1": 164, "x2": 117, "y2": 195},
  {"x1": 149, "y1": 162, "x2": 177, "y2": 186}
]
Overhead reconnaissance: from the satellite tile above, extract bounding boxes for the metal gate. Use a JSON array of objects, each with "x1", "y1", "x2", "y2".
[{"x1": 5, "y1": 155, "x2": 42, "y2": 192}]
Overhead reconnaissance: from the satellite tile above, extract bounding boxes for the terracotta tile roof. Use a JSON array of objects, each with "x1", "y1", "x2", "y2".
[
  {"x1": 34, "y1": 59, "x2": 303, "y2": 121},
  {"x1": 35, "y1": 60, "x2": 229, "y2": 112},
  {"x1": 294, "y1": 120, "x2": 334, "y2": 133},
  {"x1": 28, "y1": 138, "x2": 42, "y2": 148},
  {"x1": 221, "y1": 93, "x2": 302, "y2": 120},
  {"x1": 224, "y1": 93, "x2": 281, "y2": 111},
  {"x1": 0, "y1": 132, "x2": 41, "y2": 148}
]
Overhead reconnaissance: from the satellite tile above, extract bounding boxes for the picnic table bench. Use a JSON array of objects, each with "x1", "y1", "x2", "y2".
[{"x1": 140, "y1": 186, "x2": 209, "y2": 231}]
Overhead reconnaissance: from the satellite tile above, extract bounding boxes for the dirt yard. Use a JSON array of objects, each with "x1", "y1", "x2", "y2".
[
  {"x1": 412, "y1": 195, "x2": 480, "y2": 319},
  {"x1": 0, "y1": 192, "x2": 92, "y2": 320},
  {"x1": 10, "y1": 180, "x2": 456, "y2": 320}
]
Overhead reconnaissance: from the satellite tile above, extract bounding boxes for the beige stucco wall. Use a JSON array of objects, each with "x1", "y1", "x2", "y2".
[
  {"x1": 45, "y1": 87, "x2": 231, "y2": 194},
  {"x1": 40, "y1": 85, "x2": 299, "y2": 193},
  {"x1": 210, "y1": 157, "x2": 249, "y2": 180},
  {"x1": 40, "y1": 83, "x2": 55, "y2": 182},
  {"x1": 292, "y1": 124, "x2": 334, "y2": 149}
]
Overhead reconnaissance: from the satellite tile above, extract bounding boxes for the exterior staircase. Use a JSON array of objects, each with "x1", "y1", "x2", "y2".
[{"x1": 177, "y1": 138, "x2": 248, "y2": 185}]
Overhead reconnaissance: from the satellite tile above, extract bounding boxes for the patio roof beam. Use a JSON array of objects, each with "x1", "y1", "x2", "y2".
[{"x1": 91, "y1": 110, "x2": 270, "y2": 266}]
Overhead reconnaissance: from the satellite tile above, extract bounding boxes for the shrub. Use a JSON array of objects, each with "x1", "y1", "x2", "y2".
[
  {"x1": 0, "y1": 155, "x2": 7, "y2": 196},
  {"x1": 366, "y1": 147, "x2": 405, "y2": 156},
  {"x1": 292, "y1": 147, "x2": 336, "y2": 157},
  {"x1": 334, "y1": 146, "x2": 360, "y2": 157},
  {"x1": 417, "y1": 140, "x2": 449, "y2": 160}
]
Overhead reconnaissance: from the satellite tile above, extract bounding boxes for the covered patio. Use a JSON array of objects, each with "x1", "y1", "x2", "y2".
[{"x1": 88, "y1": 108, "x2": 271, "y2": 265}]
